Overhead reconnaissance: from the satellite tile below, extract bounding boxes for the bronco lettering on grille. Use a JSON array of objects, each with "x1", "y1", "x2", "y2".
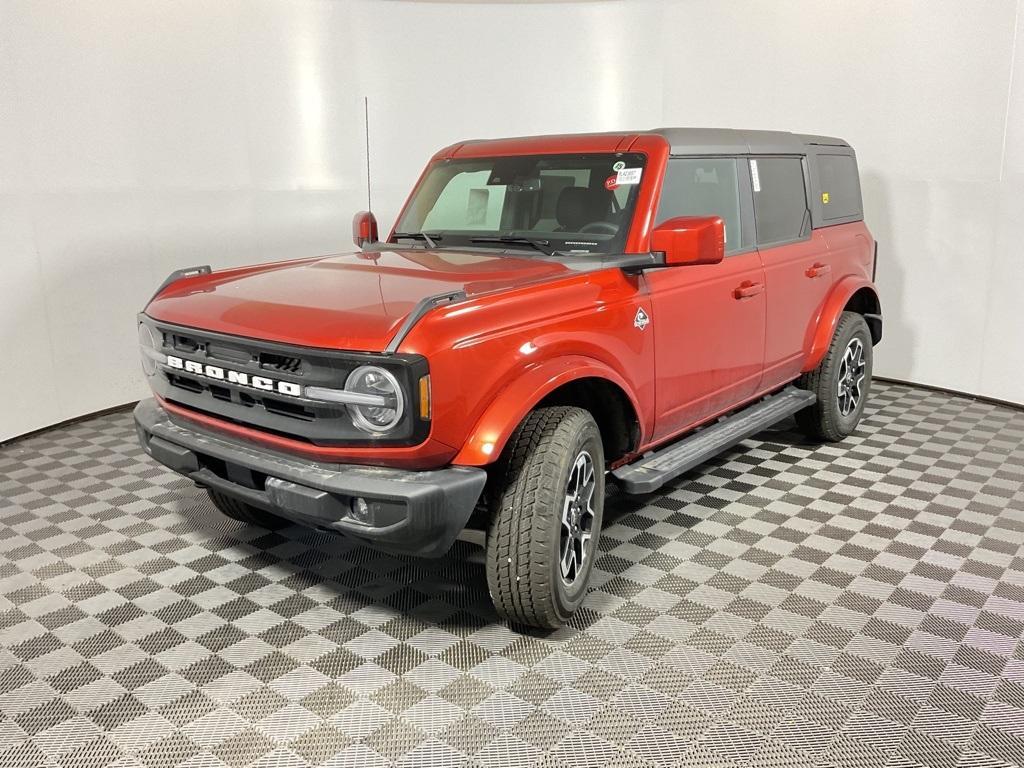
[{"x1": 166, "y1": 355, "x2": 301, "y2": 397}]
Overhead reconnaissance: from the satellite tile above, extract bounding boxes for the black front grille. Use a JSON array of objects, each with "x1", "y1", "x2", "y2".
[
  {"x1": 144, "y1": 317, "x2": 429, "y2": 447},
  {"x1": 171, "y1": 333, "x2": 201, "y2": 353},
  {"x1": 263, "y1": 396, "x2": 314, "y2": 421},
  {"x1": 205, "y1": 341, "x2": 252, "y2": 365},
  {"x1": 259, "y1": 352, "x2": 303, "y2": 374},
  {"x1": 167, "y1": 373, "x2": 202, "y2": 393}
]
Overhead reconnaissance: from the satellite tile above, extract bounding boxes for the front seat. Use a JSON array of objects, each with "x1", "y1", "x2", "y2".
[{"x1": 556, "y1": 187, "x2": 614, "y2": 231}]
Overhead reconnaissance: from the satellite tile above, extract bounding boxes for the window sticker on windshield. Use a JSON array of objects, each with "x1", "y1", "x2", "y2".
[
  {"x1": 616, "y1": 167, "x2": 642, "y2": 185},
  {"x1": 604, "y1": 174, "x2": 619, "y2": 190},
  {"x1": 466, "y1": 188, "x2": 489, "y2": 225},
  {"x1": 750, "y1": 159, "x2": 761, "y2": 192},
  {"x1": 612, "y1": 160, "x2": 626, "y2": 172}
]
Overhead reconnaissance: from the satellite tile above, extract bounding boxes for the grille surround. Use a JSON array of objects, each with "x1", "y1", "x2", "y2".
[{"x1": 141, "y1": 315, "x2": 430, "y2": 447}]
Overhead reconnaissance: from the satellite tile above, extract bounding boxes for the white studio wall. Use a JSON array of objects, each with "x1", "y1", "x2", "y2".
[
  {"x1": 660, "y1": 0, "x2": 1024, "y2": 406},
  {"x1": 0, "y1": 0, "x2": 369, "y2": 441},
  {"x1": 985, "y1": 5, "x2": 1024, "y2": 406},
  {"x1": 2, "y1": 0, "x2": 1023, "y2": 442}
]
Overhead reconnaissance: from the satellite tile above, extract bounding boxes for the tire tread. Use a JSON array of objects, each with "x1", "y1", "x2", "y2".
[
  {"x1": 207, "y1": 489, "x2": 287, "y2": 529},
  {"x1": 485, "y1": 406, "x2": 598, "y2": 629}
]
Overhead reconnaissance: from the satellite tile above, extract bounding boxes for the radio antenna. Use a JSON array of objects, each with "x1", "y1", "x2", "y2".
[{"x1": 363, "y1": 96, "x2": 372, "y2": 212}]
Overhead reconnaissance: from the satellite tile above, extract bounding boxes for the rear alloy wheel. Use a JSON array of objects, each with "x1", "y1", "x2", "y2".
[
  {"x1": 795, "y1": 311, "x2": 873, "y2": 441},
  {"x1": 486, "y1": 406, "x2": 605, "y2": 629},
  {"x1": 836, "y1": 337, "x2": 867, "y2": 417}
]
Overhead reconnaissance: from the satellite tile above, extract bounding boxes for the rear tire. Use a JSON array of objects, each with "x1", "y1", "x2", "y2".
[
  {"x1": 485, "y1": 407, "x2": 605, "y2": 629},
  {"x1": 207, "y1": 489, "x2": 289, "y2": 530},
  {"x1": 795, "y1": 311, "x2": 873, "y2": 441}
]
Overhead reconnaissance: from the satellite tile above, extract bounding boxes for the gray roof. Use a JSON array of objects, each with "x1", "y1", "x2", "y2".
[
  {"x1": 647, "y1": 127, "x2": 851, "y2": 155},
  {"x1": 445, "y1": 128, "x2": 854, "y2": 158}
]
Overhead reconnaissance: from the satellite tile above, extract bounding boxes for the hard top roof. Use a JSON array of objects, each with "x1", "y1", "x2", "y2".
[
  {"x1": 442, "y1": 128, "x2": 852, "y2": 158},
  {"x1": 651, "y1": 127, "x2": 851, "y2": 155}
]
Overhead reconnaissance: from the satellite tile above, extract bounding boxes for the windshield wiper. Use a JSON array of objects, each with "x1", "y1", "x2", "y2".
[
  {"x1": 392, "y1": 231, "x2": 442, "y2": 248},
  {"x1": 470, "y1": 235, "x2": 554, "y2": 256}
]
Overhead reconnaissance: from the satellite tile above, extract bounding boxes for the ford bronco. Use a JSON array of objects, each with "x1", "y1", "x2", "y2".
[{"x1": 135, "y1": 128, "x2": 881, "y2": 629}]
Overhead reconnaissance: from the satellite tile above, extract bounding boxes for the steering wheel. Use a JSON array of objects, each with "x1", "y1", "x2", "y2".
[{"x1": 579, "y1": 221, "x2": 619, "y2": 235}]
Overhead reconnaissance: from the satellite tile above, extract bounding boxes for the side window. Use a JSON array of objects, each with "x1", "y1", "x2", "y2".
[
  {"x1": 816, "y1": 154, "x2": 862, "y2": 221},
  {"x1": 656, "y1": 158, "x2": 743, "y2": 253},
  {"x1": 751, "y1": 157, "x2": 808, "y2": 246}
]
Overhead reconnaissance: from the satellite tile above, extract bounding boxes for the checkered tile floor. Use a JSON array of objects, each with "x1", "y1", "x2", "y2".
[{"x1": 1, "y1": 382, "x2": 1023, "y2": 768}]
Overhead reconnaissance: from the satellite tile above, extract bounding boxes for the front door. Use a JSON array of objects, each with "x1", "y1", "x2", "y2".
[{"x1": 645, "y1": 157, "x2": 766, "y2": 442}]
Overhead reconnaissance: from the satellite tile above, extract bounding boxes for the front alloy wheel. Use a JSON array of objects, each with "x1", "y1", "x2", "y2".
[{"x1": 560, "y1": 450, "x2": 596, "y2": 586}]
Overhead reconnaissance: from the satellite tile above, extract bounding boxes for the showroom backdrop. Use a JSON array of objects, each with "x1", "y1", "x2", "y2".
[{"x1": 2, "y1": 0, "x2": 1022, "y2": 441}]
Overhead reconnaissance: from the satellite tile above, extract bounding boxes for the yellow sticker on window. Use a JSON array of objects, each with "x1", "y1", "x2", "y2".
[{"x1": 822, "y1": 192, "x2": 830, "y2": 204}]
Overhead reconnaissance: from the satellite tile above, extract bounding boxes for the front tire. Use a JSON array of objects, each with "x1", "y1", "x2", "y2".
[
  {"x1": 486, "y1": 407, "x2": 605, "y2": 629},
  {"x1": 207, "y1": 489, "x2": 289, "y2": 530},
  {"x1": 795, "y1": 311, "x2": 873, "y2": 441}
]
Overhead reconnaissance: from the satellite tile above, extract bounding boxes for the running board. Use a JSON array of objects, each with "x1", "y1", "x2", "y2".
[{"x1": 612, "y1": 386, "x2": 816, "y2": 494}]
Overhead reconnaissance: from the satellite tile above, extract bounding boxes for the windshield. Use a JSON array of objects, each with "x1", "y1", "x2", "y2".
[{"x1": 393, "y1": 152, "x2": 647, "y2": 255}]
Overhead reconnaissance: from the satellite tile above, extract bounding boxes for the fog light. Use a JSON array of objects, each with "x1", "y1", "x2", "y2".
[{"x1": 350, "y1": 497, "x2": 373, "y2": 524}]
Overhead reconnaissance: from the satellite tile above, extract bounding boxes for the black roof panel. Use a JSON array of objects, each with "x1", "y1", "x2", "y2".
[{"x1": 648, "y1": 127, "x2": 850, "y2": 155}]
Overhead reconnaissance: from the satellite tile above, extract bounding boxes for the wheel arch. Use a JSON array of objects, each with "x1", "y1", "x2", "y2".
[
  {"x1": 844, "y1": 286, "x2": 882, "y2": 345},
  {"x1": 804, "y1": 278, "x2": 882, "y2": 373},
  {"x1": 451, "y1": 356, "x2": 643, "y2": 467}
]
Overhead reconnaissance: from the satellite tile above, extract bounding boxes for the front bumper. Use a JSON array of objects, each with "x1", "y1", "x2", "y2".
[{"x1": 134, "y1": 399, "x2": 487, "y2": 557}]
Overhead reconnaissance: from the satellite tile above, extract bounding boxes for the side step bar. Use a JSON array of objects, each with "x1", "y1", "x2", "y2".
[{"x1": 612, "y1": 386, "x2": 816, "y2": 494}]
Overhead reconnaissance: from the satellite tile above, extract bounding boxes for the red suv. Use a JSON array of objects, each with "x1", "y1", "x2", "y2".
[{"x1": 135, "y1": 128, "x2": 881, "y2": 628}]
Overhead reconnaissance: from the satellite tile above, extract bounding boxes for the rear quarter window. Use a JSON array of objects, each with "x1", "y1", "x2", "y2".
[{"x1": 815, "y1": 154, "x2": 863, "y2": 222}]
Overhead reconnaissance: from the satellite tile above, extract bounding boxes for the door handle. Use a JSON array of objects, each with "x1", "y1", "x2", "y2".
[
  {"x1": 733, "y1": 281, "x2": 764, "y2": 300},
  {"x1": 806, "y1": 263, "x2": 831, "y2": 278}
]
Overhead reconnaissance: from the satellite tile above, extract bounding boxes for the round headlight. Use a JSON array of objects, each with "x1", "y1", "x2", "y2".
[
  {"x1": 345, "y1": 366, "x2": 404, "y2": 433},
  {"x1": 139, "y1": 324, "x2": 158, "y2": 376}
]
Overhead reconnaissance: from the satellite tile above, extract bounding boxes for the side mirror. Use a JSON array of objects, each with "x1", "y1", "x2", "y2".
[
  {"x1": 352, "y1": 211, "x2": 379, "y2": 248},
  {"x1": 650, "y1": 216, "x2": 725, "y2": 266}
]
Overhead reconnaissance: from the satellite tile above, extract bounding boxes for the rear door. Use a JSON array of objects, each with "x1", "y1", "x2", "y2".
[
  {"x1": 644, "y1": 157, "x2": 766, "y2": 442},
  {"x1": 751, "y1": 156, "x2": 835, "y2": 388}
]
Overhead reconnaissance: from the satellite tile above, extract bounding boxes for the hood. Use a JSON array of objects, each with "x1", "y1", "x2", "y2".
[{"x1": 145, "y1": 249, "x2": 573, "y2": 350}]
